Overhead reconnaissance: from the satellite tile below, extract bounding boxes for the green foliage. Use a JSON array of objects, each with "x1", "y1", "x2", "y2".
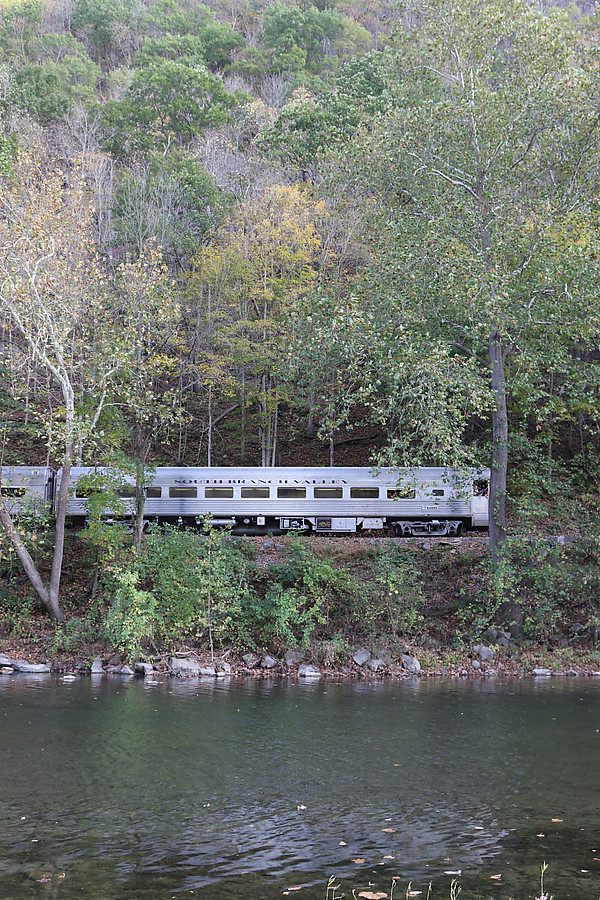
[
  {"x1": 51, "y1": 613, "x2": 97, "y2": 654},
  {"x1": 365, "y1": 542, "x2": 424, "y2": 636},
  {"x1": 260, "y1": 539, "x2": 346, "y2": 647},
  {"x1": 113, "y1": 151, "x2": 226, "y2": 263},
  {"x1": 105, "y1": 567, "x2": 157, "y2": 658},
  {"x1": 102, "y1": 57, "x2": 236, "y2": 154}
]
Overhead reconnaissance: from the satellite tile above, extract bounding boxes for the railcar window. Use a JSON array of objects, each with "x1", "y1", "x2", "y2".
[
  {"x1": 387, "y1": 487, "x2": 416, "y2": 499},
  {"x1": 314, "y1": 487, "x2": 343, "y2": 499},
  {"x1": 74, "y1": 486, "x2": 102, "y2": 498},
  {"x1": 277, "y1": 487, "x2": 306, "y2": 499},
  {"x1": 169, "y1": 486, "x2": 197, "y2": 498},
  {"x1": 241, "y1": 486, "x2": 270, "y2": 499},
  {"x1": 432, "y1": 489, "x2": 445, "y2": 497},
  {"x1": 1, "y1": 486, "x2": 26, "y2": 497},
  {"x1": 351, "y1": 487, "x2": 379, "y2": 499},
  {"x1": 117, "y1": 486, "x2": 136, "y2": 497},
  {"x1": 146, "y1": 487, "x2": 161, "y2": 498},
  {"x1": 205, "y1": 487, "x2": 234, "y2": 498}
]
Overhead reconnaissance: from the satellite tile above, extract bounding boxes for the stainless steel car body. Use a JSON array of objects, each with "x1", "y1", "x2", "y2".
[
  {"x1": 0, "y1": 466, "x2": 55, "y2": 518},
  {"x1": 60, "y1": 466, "x2": 489, "y2": 534}
]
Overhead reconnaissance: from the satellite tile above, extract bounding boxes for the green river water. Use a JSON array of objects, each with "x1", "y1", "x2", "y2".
[{"x1": 0, "y1": 675, "x2": 598, "y2": 899}]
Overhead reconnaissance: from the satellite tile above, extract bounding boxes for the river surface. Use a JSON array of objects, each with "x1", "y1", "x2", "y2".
[{"x1": 0, "y1": 675, "x2": 598, "y2": 900}]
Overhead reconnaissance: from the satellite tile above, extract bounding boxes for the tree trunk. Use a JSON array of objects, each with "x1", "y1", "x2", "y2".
[
  {"x1": 488, "y1": 331, "x2": 508, "y2": 560},
  {"x1": 0, "y1": 493, "x2": 64, "y2": 622},
  {"x1": 47, "y1": 452, "x2": 73, "y2": 621}
]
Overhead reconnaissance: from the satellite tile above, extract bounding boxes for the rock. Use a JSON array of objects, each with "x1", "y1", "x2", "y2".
[
  {"x1": 367, "y1": 658, "x2": 386, "y2": 672},
  {"x1": 275, "y1": 544, "x2": 285, "y2": 551},
  {"x1": 108, "y1": 654, "x2": 122, "y2": 666},
  {"x1": 106, "y1": 665, "x2": 121, "y2": 674},
  {"x1": 263, "y1": 539, "x2": 274, "y2": 549},
  {"x1": 120, "y1": 665, "x2": 134, "y2": 676},
  {"x1": 1, "y1": 667, "x2": 13, "y2": 674},
  {"x1": 90, "y1": 657, "x2": 104, "y2": 674},
  {"x1": 0, "y1": 654, "x2": 16, "y2": 668},
  {"x1": 472, "y1": 659, "x2": 481, "y2": 670},
  {"x1": 593, "y1": 672, "x2": 600, "y2": 677},
  {"x1": 261, "y1": 655, "x2": 278, "y2": 669},
  {"x1": 298, "y1": 664, "x2": 321, "y2": 678},
  {"x1": 473, "y1": 644, "x2": 495, "y2": 662},
  {"x1": 422, "y1": 541, "x2": 432, "y2": 550},
  {"x1": 482, "y1": 627, "x2": 499, "y2": 642},
  {"x1": 242, "y1": 653, "x2": 260, "y2": 668},
  {"x1": 352, "y1": 649, "x2": 371, "y2": 667},
  {"x1": 199, "y1": 666, "x2": 216, "y2": 677},
  {"x1": 401, "y1": 654, "x2": 421, "y2": 674},
  {"x1": 285, "y1": 650, "x2": 303, "y2": 667},
  {"x1": 570, "y1": 622, "x2": 584, "y2": 634},
  {"x1": 460, "y1": 669, "x2": 468, "y2": 676},
  {"x1": 15, "y1": 662, "x2": 51, "y2": 674},
  {"x1": 497, "y1": 635, "x2": 510, "y2": 647},
  {"x1": 170, "y1": 657, "x2": 202, "y2": 676},
  {"x1": 217, "y1": 661, "x2": 232, "y2": 675},
  {"x1": 532, "y1": 667, "x2": 552, "y2": 676},
  {"x1": 134, "y1": 662, "x2": 154, "y2": 677}
]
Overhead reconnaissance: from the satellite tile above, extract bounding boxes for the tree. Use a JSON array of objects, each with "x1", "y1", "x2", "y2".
[
  {"x1": 102, "y1": 57, "x2": 236, "y2": 156},
  {"x1": 346, "y1": 0, "x2": 600, "y2": 557},
  {"x1": 0, "y1": 156, "x2": 116, "y2": 620}
]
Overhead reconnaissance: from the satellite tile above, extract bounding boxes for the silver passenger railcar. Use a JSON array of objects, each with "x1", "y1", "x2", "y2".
[
  {"x1": 0, "y1": 466, "x2": 55, "y2": 518},
  {"x1": 61, "y1": 466, "x2": 489, "y2": 535}
]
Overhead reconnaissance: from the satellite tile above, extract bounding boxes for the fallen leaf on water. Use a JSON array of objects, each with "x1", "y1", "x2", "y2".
[
  {"x1": 58, "y1": 873, "x2": 66, "y2": 879},
  {"x1": 490, "y1": 874, "x2": 502, "y2": 880},
  {"x1": 285, "y1": 886, "x2": 303, "y2": 892},
  {"x1": 537, "y1": 833, "x2": 546, "y2": 838},
  {"x1": 407, "y1": 891, "x2": 422, "y2": 897},
  {"x1": 36, "y1": 878, "x2": 51, "y2": 883},
  {"x1": 383, "y1": 855, "x2": 395, "y2": 859},
  {"x1": 393, "y1": 764, "x2": 401, "y2": 767},
  {"x1": 382, "y1": 828, "x2": 395, "y2": 833},
  {"x1": 581, "y1": 870, "x2": 589, "y2": 873},
  {"x1": 339, "y1": 841, "x2": 347, "y2": 846},
  {"x1": 474, "y1": 826, "x2": 484, "y2": 830},
  {"x1": 297, "y1": 805, "x2": 307, "y2": 810},
  {"x1": 352, "y1": 858, "x2": 365, "y2": 864},
  {"x1": 358, "y1": 892, "x2": 388, "y2": 899},
  {"x1": 444, "y1": 870, "x2": 461, "y2": 876},
  {"x1": 551, "y1": 818, "x2": 563, "y2": 823}
]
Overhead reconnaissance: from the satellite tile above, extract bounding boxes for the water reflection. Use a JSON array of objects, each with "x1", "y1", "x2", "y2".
[{"x1": 0, "y1": 677, "x2": 598, "y2": 899}]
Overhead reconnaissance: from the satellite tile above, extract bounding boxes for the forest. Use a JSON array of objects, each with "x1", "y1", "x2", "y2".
[{"x1": 1, "y1": 0, "x2": 600, "y2": 663}]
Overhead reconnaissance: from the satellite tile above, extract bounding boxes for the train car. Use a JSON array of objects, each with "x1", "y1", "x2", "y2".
[
  {"x1": 61, "y1": 466, "x2": 489, "y2": 535},
  {"x1": 0, "y1": 466, "x2": 55, "y2": 518}
]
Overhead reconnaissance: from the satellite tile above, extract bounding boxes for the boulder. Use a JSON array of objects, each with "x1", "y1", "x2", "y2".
[
  {"x1": 532, "y1": 667, "x2": 552, "y2": 676},
  {"x1": 0, "y1": 655, "x2": 16, "y2": 668},
  {"x1": 473, "y1": 644, "x2": 495, "y2": 662},
  {"x1": 471, "y1": 659, "x2": 481, "y2": 670},
  {"x1": 90, "y1": 657, "x2": 104, "y2": 674},
  {"x1": 120, "y1": 665, "x2": 134, "y2": 676},
  {"x1": 15, "y1": 662, "x2": 51, "y2": 674},
  {"x1": 170, "y1": 657, "x2": 202, "y2": 676},
  {"x1": 242, "y1": 653, "x2": 260, "y2": 668},
  {"x1": 199, "y1": 666, "x2": 216, "y2": 677},
  {"x1": 261, "y1": 655, "x2": 278, "y2": 669},
  {"x1": 298, "y1": 664, "x2": 321, "y2": 678},
  {"x1": 401, "y1": 654, "x2": 421, "y2": 674},
  {"x1": 367, "y1": 658, "x2": 386, "y2": 672},
  {"x1": 134, "y1": 662, "x2": 154, "y2": 677},
  {"x1": 352, "y1": 649, "x2": 371, "y2": 667},
  {"x1": 217, "y1": 661, "x2": 232, "y2": 675},
  {"x1": 285, "y1": 650, "x2": 303, "y2": 667}
]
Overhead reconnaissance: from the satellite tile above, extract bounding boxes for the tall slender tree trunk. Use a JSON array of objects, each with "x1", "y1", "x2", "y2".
[{"x1": 489, "y1": 331, "x2": 508, "y2": 561}]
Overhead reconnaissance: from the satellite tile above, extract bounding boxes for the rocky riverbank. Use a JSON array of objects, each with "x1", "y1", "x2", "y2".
[{"x1": 2, "y1": 643, "x2": 600, "y2": 681}]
